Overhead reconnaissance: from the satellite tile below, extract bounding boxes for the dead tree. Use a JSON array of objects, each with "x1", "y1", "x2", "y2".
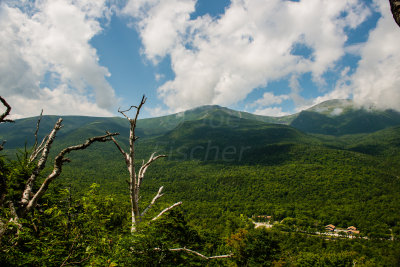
[
  {"x1": 17, "y1": 119, "x2": 119, "y2": 218},
  {"x1": 0, "y1": 110, "x2": 118, "y2": 221},
  {"x1": 109, "y1": 95, "x2": 181, "y2": 233},
  {"x1": 0, "y1": 96, "x2": 13, "y2": 124},
  {"x1": 0, "y1": 96, "x2": 14, "y2": 151}
]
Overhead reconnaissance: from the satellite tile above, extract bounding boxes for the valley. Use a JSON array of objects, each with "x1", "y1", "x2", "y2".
[{"x1": 1, "y1": 99, "x2": 400, "y2": 265}]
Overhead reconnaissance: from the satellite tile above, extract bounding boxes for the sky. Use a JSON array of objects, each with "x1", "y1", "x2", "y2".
[{"x1": 1, "y1": 0, "x2": 400, "y2": 119}]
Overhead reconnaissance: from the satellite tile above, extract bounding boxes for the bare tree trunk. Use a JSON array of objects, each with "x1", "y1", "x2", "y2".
[{"x1": 111, "y1": 95, "x2": 181, "y2": 233}]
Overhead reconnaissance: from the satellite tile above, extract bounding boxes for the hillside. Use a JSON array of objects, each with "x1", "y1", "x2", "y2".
[
  {"x1": 291, "y1": 100, "x2": 400, "y2": 135},
  {"x1": 1, "y1": 99, "x2": 400, "y2": 265},
  {"x1": 1, "y1": 100, "x2": 400, "y2": 223},
  {"x1": 2, "y1": 99, "x2": 400, "y2": 150}
]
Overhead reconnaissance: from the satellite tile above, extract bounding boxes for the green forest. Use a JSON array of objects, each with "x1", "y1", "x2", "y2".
[{"x1": 1, "y1": 98, "x2": 400, "y2": 266}]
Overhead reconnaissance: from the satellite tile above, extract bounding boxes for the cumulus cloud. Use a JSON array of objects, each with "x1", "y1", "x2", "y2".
[
  {"x1": 254, "y1": 107, "x2": 290, "y2": 117},
  {"x1": 349, "y1": 0, "x2": 400, "y2": 110},
  {"x1": 122, "y1": 0, "x2": 196, "y2": 63},
  {"x1": 144, "y1": 105, "x2": 170, "y2": 117},
  {"x1": 0, "y1": 0, "x2": 117, "y2": 118},
  {"x1": 252, "y1": 92, "x2": 289, "y2": 107},
  {"x1": 313, "y1": 0, "x2": 400, "y2": 112},
  {"x1": 7, "y1": 86, "x2": 113, "y2": 119},
  {"x1": 124, "y1": 0, "x2": 371, "y2": 113}
]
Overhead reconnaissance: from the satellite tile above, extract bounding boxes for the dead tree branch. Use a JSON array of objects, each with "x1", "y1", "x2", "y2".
[
  {"x1": 138, "y1": 153, "x2": 166, "y2": 189},
  {"x1": 107, "y1": 131, "x2": 129, "y2": 166},
  {"x1": 152, "y1": 202, "x2": 183, "y2": 221},
  {"x1": 23, "y1": 132, "x2": 119, "y2": 215},
  {"x1": 0, "y1": 96, "x2": 14, "y2": 124},
  {"x1": 29, "y1": 111, "x2": 51, "y2": 163},
  {"x1": 141, "y1": 186, "x2": 164, "y2": 217},
  {"x1": 0, "y1": 96, "x2": 14, "y2": 151},
  {"x1": 155, "y1": 247, "x2": 233, "y2": 260},
  {"x1": 21, "y1": 118, "x2": 63, "y2": 207},
  {"x1": 32, "y1": 110, "x2": 43, "y2": 151}
]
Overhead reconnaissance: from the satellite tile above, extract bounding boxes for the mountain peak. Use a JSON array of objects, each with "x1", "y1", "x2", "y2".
[{"x1": 305, "y1": 99, "x2": 354, "y2": 116}]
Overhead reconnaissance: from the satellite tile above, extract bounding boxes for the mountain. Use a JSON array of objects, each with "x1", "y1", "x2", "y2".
[
  {"x1": 1, "y1": 98, "x2": 400, "y2": 244},
  {"x1": 0, "y1": 116, "x2": 131, "y2": 149},
  {"x1": 2, "y1": 99, "x2": 400, "y2": 150},
  {"x1": 152, "y1": 110, "x2": 318, "y2": 164},
  {"x1": 290, "y1": 99, "x2": 400, "y2": 135},
  {"x1": 136, "y1": 104, "x2": 294, "y2": 137}
]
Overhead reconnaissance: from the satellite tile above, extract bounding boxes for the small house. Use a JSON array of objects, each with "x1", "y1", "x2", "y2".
[
  {"x1": 347, "y1": 226, "x2": 359, "y2": 235},
  {"x1": 325, "y1": 224, "x2": 336, "y2": 231}
]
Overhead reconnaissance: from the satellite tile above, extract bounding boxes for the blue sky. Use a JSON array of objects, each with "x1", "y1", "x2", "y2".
[{"x1": 1, "y1": 0, "x2": 400, "y2": 118}]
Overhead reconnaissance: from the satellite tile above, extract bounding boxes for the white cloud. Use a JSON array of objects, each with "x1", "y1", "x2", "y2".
[
  {"x1": 0, "y1": 0, "x2": 117, "y2": 117},
  {"x1": 315, "y1": 0, "x2": 400, "y2": 112},
  {"x1": 349, "y1": 0, "x2": 400, "y2": 111},
  {"x1": 155, "y1": 73, "x2": 164, "y2": 81},
  {"x1": 7, "y1": 85, "x2": 113, "y2": 119},
  {"x1": 254, "y1": 107, "x2": 290, "y2": 117},
  {"x1": 122, "y1": 0, "x2": 196, "y2": 63},
  {"x1": 124, "y1": 0, "x2": 370, "y2": 113},
  {"x1": 253, "y1": 92, "x2": 289, "y2": 107},
  {"x1": 144, "y1": 105, "x2": 170, "y2": 117},
  {"x1": 331, "y1": 108, "x2": 343, "y2": 116}
]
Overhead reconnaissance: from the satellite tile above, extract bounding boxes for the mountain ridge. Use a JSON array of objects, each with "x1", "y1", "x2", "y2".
[{"x1": 1, "y1": 99, "x2": 400, "y2": 150}]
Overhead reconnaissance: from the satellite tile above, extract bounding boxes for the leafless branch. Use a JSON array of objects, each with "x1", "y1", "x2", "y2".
[
  {"x1": 133, "y1": 95, "x2": 147, "y2": 123},
  {"x1": 23, "y1": 132, "x2": 119, "y2": 214},
  {"x1": 137, "y1": 153, "x2": 166, "y2": 189},
  {"x1": 29, "y1": 134, "x2": 48, "y2": 163},
  {"x1": 0, "y1": 96, "x2": 13, "y2": 123},
  {"x1": 117, "y1": 106, "x2": 134, "y2": 120},
  {"x1": 152, "y1": 201, "x2": 182, "y2": 221},
  {"x1": 29, "y1": 110, "x2": 48, "y2": 163},
  {"x1": 141, "y1": 186, "x2": 164, "y2": 217},
  {"x1": 21, "y1": 118, "x2": 63, "y2": 207},
  {"x1": 32, "y1": 109, "x2": 43, "y2": 151},
  {"x1": 106, "y1": 131, "x2": 129, "y2": 166},
  {"x1": 155, "y1": 247, "x2": 233, "y2": 260},
  {"x1": 117, "y1": 95, "x2": 147, "y2": 124}
]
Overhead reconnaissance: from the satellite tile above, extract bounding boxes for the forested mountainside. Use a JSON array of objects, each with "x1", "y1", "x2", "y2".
[{"x1": 1, "y1": 99, "x2": 400, "y2": 266}]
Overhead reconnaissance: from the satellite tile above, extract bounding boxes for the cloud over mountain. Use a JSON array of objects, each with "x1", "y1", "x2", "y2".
[{"x1": 124, "y1": 0, "x2": 374, "y2": 113}]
